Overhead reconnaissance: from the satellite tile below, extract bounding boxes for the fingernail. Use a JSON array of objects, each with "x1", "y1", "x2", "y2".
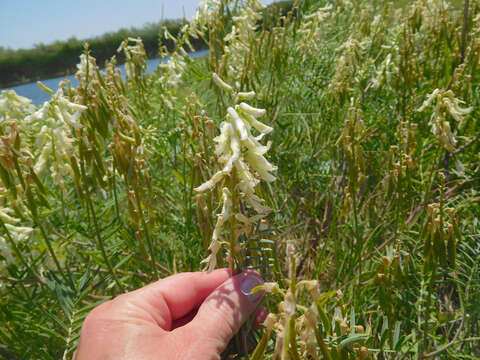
[{"x1": 240, "y1": 272, "x2": 264, "y2": 303}]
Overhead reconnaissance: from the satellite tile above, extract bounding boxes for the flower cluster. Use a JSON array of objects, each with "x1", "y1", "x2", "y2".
[
  {"x1": 371, "y1": 53, "x2": 398, "y2": 90},
  {"x1": 75, "y1": 53, "x2": 98, "y2": 85},
  {"x1": 195, "y1": 73, "x2": 276, "y2": 271},
  {"x1": 191, "y1": 0, "x2": 222, "y2": 34},
  {"x1": 0, "y1": 91, "x2": 38, "y2": 265},
  {"x1": 27, "y1": 87, "x2": 87, "y2": 188},
  {"x1": 418, "y1": 88, "x2": 472, "y2": 151},
  {"x1": 117, "y1": 37, "x2": 147, "y2": 80},
  {"x1": 297, "y1": 5, "x2": 332, "y2": 61},
  {"x1": 0, "y1": 207, "x2": 34, "y2": 264},
  {"x1": 157, "y1": 49, "x2": 188, "y2": 89},
  {"x1": 0, "y1": 90, "x2": 35, "y2": 123},
  {"x1": 221, "y1": 0, "x2": 264, "y2": 84},
  {"x1": 328, "y1": 37, "x2": 366, "y2": 97}
]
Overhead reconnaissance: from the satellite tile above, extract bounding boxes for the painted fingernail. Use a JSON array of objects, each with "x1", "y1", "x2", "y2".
[{"x1": 240, "y1": 272, "x2": 264, "y2": 303}]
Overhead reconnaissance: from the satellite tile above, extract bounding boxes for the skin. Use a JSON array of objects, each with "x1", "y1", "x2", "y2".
[{"x1": 74, "y1": 269, "x2": 265, "y2": 360}]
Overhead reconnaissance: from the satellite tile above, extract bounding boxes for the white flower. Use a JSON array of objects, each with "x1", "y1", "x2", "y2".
[
  {"x1": 192, "y1": 0, "x2": 221, "y2": 31},
  {"x1": 220, "y1": 1, "x2": 264, "y2": 82},
  {"x1": 194, "y1": 101, "x2": 276, "y2": 200},
  {"x1": 371, "y1": 53, "x2": 397, "y2": 89},
  {"x1": 196, "y1": 74, "x2": 276, "y2": 271},
  {"x1": 117, "y1": 38, "x2": 147, "y2": 80},
  {"x1": 284, "y1": 290, "x2": 296, "y2": 316},
  {"x1": 5, "y1": 224, "x2": 34, "y2": 242},
  {"x1": 158, "y1": 52, "x2": 187, "y2": 87},
  {"x1": 263, "y1": 313, "x2": 278, "y2": 331},
  {"x1": 0, "y1": 236, "x2": 14, "y2": 264},
  {"x1": 213, "y1": 73, "x2": 233, "y2": 93},
  {"x1": 0, "y1": 90, "x2": 35, "y2": 124},
  {"x1": 0, "y1": 208, "x2": 20, "y2": 224},
  {"x1": 418, "y1": 89, "x2": 472, "y2": 151},
  {"x1": 263, "y1": 282, "x2": 281, "y2": 293},
  {"x1": 27, "y1": 88, "x2": 86, "y2": 187},
  {"x1": 200, "y1": 187, "x2": 232, "y2": 272}
]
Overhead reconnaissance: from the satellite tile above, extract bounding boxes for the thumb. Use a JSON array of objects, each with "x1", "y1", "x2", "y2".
[{"x1": 177, "y1": 271, "x2": 264, "y2": 357}]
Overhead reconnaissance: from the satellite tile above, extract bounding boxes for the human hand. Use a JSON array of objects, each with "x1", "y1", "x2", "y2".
[{"x1": 74, "y1": 269, "x2": 265, "y2": 360}]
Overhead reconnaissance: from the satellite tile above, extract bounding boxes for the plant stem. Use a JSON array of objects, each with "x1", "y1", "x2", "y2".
[
  {"x1": 85, "y1": 192, "x2": 125, "y2": 292},
  {"x1": 460, "y1": 0, "x2": 470, "y2": 64},
  {"x1": 133, "y1": 186, "x2": 159, "y2": 279}
]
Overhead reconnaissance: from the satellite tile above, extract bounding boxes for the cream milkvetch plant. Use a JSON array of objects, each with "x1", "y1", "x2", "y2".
[
  {"x1": 192, "y1": 0, "x2": 222, "y2": 34},
  {"x1": 27, "y1": 86, "x2": 87, "y2": 189},
  {"x1": 221, "y1": 0, "x2": 264, "y2": 84},
  {"x1": 297, "y1": 5, "x2": 332, "y2": 62},
  {"x1": 117, "y1": 37, "x2": 147, "y2": 81},
  {"x1": 0, "y1": 90, "x2": 35, "y2": 123},
  {"x1": 0, "y1": 205, "x2": 34, "y2": 264},
  {"x1": 195, "y1": 73, "x2": 276, "y2": 272},
  {"x1": 0, "y1": 92, "x2": 38, "y2": 265},
  {"x1": 418, "y1": 88, "x2": 473, "y2": 151}
]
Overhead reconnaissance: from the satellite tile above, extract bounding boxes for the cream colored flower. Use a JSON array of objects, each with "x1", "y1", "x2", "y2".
[
  {"x1": 200, "y1": 187, "x2": 232, "y2": 272},
  {"x1": 221, "y1": 0, "x2": 264, "y2": 83},
  {"x1": 194, "y1": 102, "x2": 276, "y2": 205},
  {"x1": 418, "y1": 88, "x2": 472, "y2": 151},
  {"x1": 195, "y1": 73, "x2": 276, "y2": 271},
  {"x1": 0, "y1": 90, "x2": 35, "y2": 125},
  {"x1": 26, "y1": 88, "x2": 87, "y2": 188},
  {"x1": 117, "y1": 37, "x2": 147, "y2": 80},
  {"x1": 297, "y1": 5, "x2": 332, "y2": 61},
  {"x1": 0, "y1": 236, "x2": 14, "y2": 264}
]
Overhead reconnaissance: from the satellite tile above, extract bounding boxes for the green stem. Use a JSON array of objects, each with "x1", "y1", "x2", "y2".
[
  {"x1": 85, "y1": 192, "x2": 125, "y2": 292},
  {"x1": 79, "y1": 155, "x2": 124, "y2": 292},
  {"x1": 133, "y1": 186, "x2": 159, "y2": 279},
  {"x1": 36, "y1": 213, "x2": 73, "y2": 287},
  {"x1": 0, "y1": 220, "x2": 35, "y2": 275}
]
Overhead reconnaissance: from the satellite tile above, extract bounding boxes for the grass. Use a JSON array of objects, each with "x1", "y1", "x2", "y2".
[{"x1": 0, "y1": 0, "x2": 479, "y2": 359}]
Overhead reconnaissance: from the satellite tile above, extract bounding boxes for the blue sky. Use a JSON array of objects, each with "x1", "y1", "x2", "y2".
[{"x1": 0, "y1": 0, "x2": 276, "y2": 50}]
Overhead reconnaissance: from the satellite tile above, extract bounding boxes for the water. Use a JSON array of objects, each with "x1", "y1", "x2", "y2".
[{"x1": 2, "y1": 49, "x2": 209, "y2": 106}]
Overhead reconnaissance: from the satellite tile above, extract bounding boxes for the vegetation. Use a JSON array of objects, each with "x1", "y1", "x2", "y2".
[
  {"x1": 0, "y1": 20, "x2": 202, "y2": 88},
  {"x1": 0, "y1": 0, "x2": 479, "y2": 359},
  {"x1": 0, "y1": 1, "x2": 293, "y2": 89}
]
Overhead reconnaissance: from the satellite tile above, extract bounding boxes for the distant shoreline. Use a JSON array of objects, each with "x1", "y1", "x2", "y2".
[
  {"x1": 5, "y1": 50, "x2": 210, "y2": 106},
  {"x1": 0, "y1": 19, "x2": 206, "y2": 89},
  {"x1": 0, "y1": 1, "x2": 293, "y2": 89},
  {"x1": 0, "y1": 42, "x2": 209, "y2": 89}
]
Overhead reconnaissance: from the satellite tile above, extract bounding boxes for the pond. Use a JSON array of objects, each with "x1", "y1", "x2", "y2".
[{"x1": 2, "y1": 49, "x2": 209, "y2": 106}]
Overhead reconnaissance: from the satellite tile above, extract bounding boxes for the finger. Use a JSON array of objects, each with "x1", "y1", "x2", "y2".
[
  {"x1": 172, "y1": 307, "x2": 199, "y2": 329},
  {"x1": 172, "y1": 304, "x2": 266, "y2": 331},
  {"x1": 254, "y1": 306, "x2": 267, "y2": 328},
  {"x1": 176, "y1": 271, "x2": 264, "y2": 356},
  {"x1": 111, "y1": 269, "x2": 230, "y2": 330}
]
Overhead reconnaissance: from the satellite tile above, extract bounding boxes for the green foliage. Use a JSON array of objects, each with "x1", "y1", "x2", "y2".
[
  {"x1": 1, "y1": 0, "x2": 479, "y2": 359},
  {"x1": 0, "y1": 20, "x2": 206, "y2": 88}
]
